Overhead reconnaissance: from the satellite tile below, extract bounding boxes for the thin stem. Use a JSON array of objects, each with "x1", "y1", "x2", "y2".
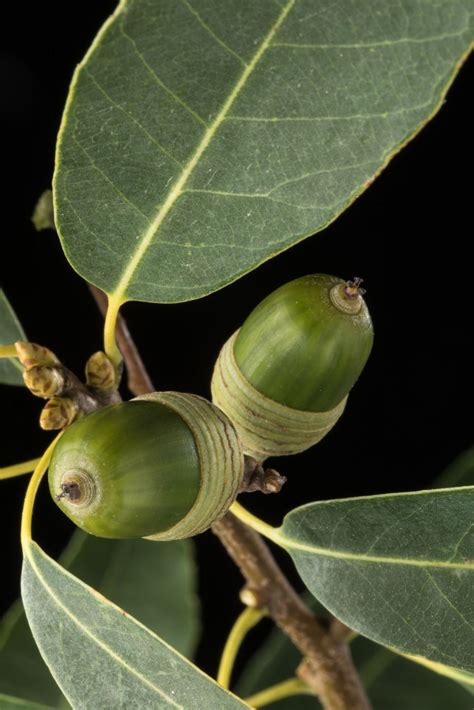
[
  {"x1": 0, "y1": 344, "x2": 18, "y2": 358},
  {"x1": 245, "y1": 677, "x2": 312, "y2": 708},
  {"x1": 21, "y1": 435, "x2": 62, "y2": 544},
  {"x1": 217, "y1": 606, "x2": 266, "y2": 689},
  {"x1": 230, "y1": 501, "x2": 280, "y2": 542},
  {"x1": 89, "y1": 285, "x2": 154, "y2": 395},
  {"x1": 103, "y1": 294, "x2": 124, "y2": 372},
  {"x1": 0, "y1": 458, "x2": 41, "y2": 481}
]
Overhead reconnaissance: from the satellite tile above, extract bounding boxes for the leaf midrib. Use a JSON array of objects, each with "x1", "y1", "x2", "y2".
[
  {"x1": 277, "y1": 532, "x2": 474, "y2": 569},
  {"x1": 107, "y1": 0, "x2": 296, "y2": 306}
]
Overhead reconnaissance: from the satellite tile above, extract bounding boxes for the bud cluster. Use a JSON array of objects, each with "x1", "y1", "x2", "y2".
[{"x1": 15, "y1": 341, "x2": 117, "y2": 430}]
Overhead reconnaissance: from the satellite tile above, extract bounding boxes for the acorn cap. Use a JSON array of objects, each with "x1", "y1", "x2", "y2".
[{"x1": 233, "y1": 274, "x2": 373, "y2": 412}]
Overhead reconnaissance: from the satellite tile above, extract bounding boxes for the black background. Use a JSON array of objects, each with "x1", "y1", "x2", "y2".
[{"x1": 0, "y1": 3, "x2": 472, "y2": 678}]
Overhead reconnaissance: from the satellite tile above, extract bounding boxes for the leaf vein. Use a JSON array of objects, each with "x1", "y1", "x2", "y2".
[
  {"x1": 179, "y1": 0, "x2": 247, "y2": 66},
  {"x1": 345, "y1": 562, "x2": 467, "y2": 667},
  {"x1": 84, "y1": 69, "x2": 184, "y2": 167},
  {"x1": 272, "y1": 29, "x2": 469, "y2": 51},
  {"x1": 184, "y1": 189, "x2": 325, "y2": 210},
  {"x1": 227, "y1": 99, "x2": 435, "y2": 123},
  {"x1": 448, "y1": 523, "x2": 474, "y2": 563},
  {"x1": 185, "y1": 159, "x2": 377, "y2": 200},
  {"x1": 347, "y1": 562, "x2": 441, "y2": 649},
  {"x1": 64, "y1": 196, "x2": 125, "y2": 261},
  {"x1": 118, "y1": 20, "x2": 208, "y2": 127},
  {"x1": 362, "y1": 499, "x2": 434, "y2": 555},
  {"x1": 425, "y1": 570, "x2": 474, "y2": 633},
  {"x1": 70, "y1": 134, "x2": 151, "y2": 224}
]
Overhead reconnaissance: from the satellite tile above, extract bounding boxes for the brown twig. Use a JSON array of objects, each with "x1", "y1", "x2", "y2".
[
  {"x1": 91, "y1": 294, "x2": 370, "y2": 710},
  {"x1": 212, "y1": 514, "x2": 369, "y2": 709}
]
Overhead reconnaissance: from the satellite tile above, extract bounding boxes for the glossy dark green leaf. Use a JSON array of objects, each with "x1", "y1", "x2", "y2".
[
  {"x1": 54, "y1": 0, "x2": 473, "y2": 303},
  {"x1": 275, "y1": 487, "x2": 474, "y2": 674},
  {"x1": 21, "y1": 541, "x2": 246, "y2": 709},
  {"x1": 0, "y1": 290, "x2": 25, "y2": 385},
  {"x1": 1, "y1": 532, "x2": 199, "y2": 707}
]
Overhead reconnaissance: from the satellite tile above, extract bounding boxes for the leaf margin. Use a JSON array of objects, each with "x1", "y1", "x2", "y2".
[{"x1": 52, "y1": 2, "x2": 474, "y2": 304}]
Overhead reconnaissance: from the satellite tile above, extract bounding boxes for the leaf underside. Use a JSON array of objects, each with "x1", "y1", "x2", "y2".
[
  {"x1": 0, "y1": 290, "x2": 25, "y2": 385},
  {"x1": 280, "y1": 487, "x2": 474, "y2": 675},
  {"x1": 21, "y1": 542, "x2": 246, "y2": 709},
  {"x1": 54, "y1": 0, "x2": 473, "y2": 303},
  {"x1": 1, "y1": 532, "x2": 199, "y2": 707}
]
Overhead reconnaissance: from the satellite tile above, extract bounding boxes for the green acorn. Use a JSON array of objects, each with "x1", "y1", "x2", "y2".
[
  {"x1": 211, "y1": 274, "x2": 373, "y2": 460},
  {"x1": 48, "y1": 392, "x2": 244, "y2": 540}
]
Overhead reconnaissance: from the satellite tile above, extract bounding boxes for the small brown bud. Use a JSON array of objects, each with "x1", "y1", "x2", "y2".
[
  {"x1": 15, "y1": 341, "x2": 59, "y2": 370},
  {"x1": 261, "y1": 469, "x2": 287, "y2": 495},
  {"x1": 23, "y1": 366, "x2": 64, "y2": 399},
  {"x1": 85, "y1": 351, "x2": 116, "y2": 390},
  {"x1": 241, "y1": 456, "x2": 286, "y2": 495},
  {"x1": 40, "y1": 397, "x2": 77, "y2": 430}
]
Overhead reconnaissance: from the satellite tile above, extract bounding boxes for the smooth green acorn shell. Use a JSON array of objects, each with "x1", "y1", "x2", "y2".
[
  {"x1": 211, "y1": 274, "x2": 373, "y2": 461},
  {"x1": 234, "y1": 274, "x2": 373, "y2": 412},
  {"x1": 48, "y1": 392, "x2": 244, "y2": 540}
]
